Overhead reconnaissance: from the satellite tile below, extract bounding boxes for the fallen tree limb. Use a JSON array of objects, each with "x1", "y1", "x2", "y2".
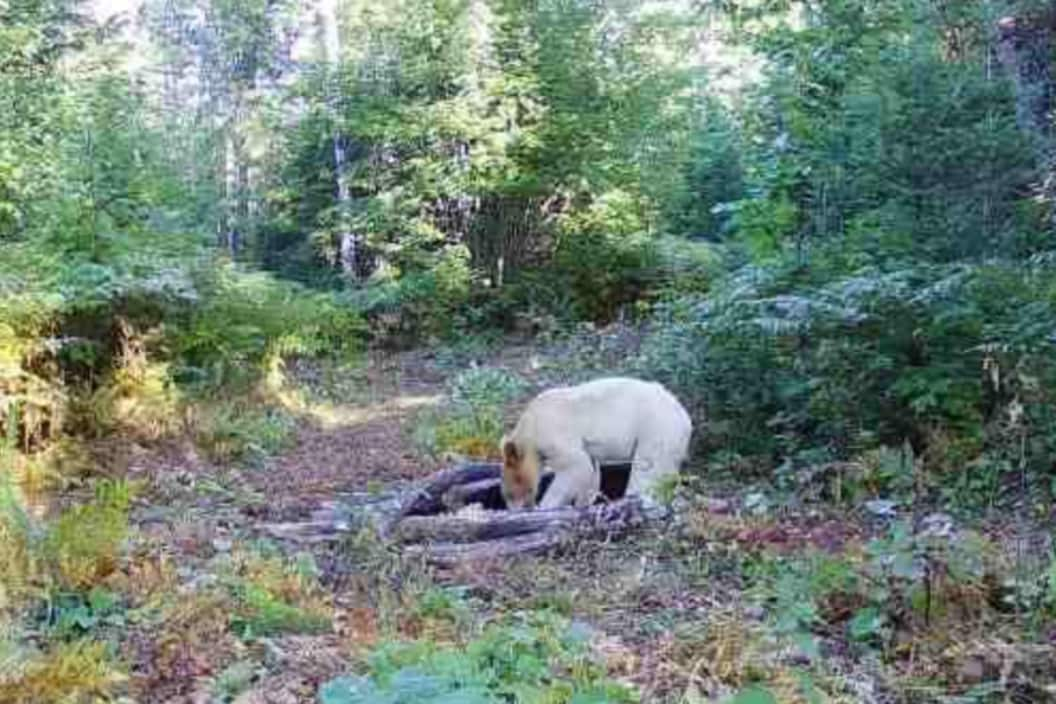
[
  {"x1": 397, "y1": 462, "x2": 502, "y2": 517},
  {"x1": 259, "y1": 462, "x2": 664, "y2": 563},
  {"x1": 402, "y1": 531, "x2": 569, "y2": 566},
  {"x1": 393, "y1": 499, "x2": 646, "y2": 545},
  {"x1": 258, "y1": 520, "x2": 351, "y2": 543}
]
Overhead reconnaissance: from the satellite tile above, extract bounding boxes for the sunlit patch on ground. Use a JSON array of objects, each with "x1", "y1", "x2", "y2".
[{"x1": 281, "y1": 393, "x2": 444, "y2": 430}]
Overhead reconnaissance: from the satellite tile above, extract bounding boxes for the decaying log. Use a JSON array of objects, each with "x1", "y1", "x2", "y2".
[
  {"x1": 402, "y1": 531, "x2": 570, "y2": 566},
  {"x1": 401, "y1": 499, "x2": 652, "y2": 566},
  {"x1": 258, "y1": 519, "x2": 352, "y2": 544},
  {"x1": 392, "y1": 498, "x2": 648, "y2": 545},
  {"x1": 396, "y1": 461, "x2": 630, "y2": 520},
  {"x1": 260, "y1": 462, "x2": 657, "y2": 564},
  {"x1": 397, "y1": 462, "x2": 503, "y2": 517}
]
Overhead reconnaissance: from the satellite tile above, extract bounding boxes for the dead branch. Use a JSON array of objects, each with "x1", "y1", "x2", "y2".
[
  {"x1": 397, "y1": 462, "x2": 502, "y2": 517},
  {"x1": 393, "y1": 498, "x2": 646, "y2": 545},
  {"x1": 402, "y1": 531, "x2": 569, "y2": 567}
]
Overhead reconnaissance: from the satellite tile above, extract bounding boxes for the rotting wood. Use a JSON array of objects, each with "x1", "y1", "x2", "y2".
[
  {"x1": 258, "y1": 519, "x2": 352, "y2": 543},
  {"x1": 397, "y1": 462, "x2": 503, "y2": 517},
  {"x1": 393, "y1": 498, "x2": 647, "y2": 545},
  {"x1": 260, "y1": 462, "x2": 665, "y2": 564},
  {"x1": 402, "y1": 531, "x2": 569, "y2": 566}
]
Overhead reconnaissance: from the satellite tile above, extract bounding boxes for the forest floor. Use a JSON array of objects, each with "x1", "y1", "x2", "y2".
[
  {"x1": 105, "y1": 327, "x2": 691, "y2": 703},
  {"x1": 67, "y1": 328, "x2": 1056, "y2": 703}
]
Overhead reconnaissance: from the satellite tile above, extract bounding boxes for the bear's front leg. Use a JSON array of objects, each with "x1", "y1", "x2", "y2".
[
  {"x1": 628, "y1": 439, "x2": 682, "y2": 514},
  {"x1": 538, "y1": 449, "x2": 599, "y2": 509}
]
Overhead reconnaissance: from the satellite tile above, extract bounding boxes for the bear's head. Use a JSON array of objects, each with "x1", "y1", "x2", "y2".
[{"x1": 501, "y1": 438, "x2": 539, "y2": 509}]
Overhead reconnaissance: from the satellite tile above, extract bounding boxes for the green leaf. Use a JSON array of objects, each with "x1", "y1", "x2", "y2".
[
  {"x1": 728, "y1": 686, "x2": 778, "y2": 704},
  {"x1": 848, "y1": 606, "x2": 883, "y2": 642}
]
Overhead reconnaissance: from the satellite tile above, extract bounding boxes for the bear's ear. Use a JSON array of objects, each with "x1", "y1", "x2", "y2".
[{"x1": 503, "y1": 439, "x2": 520, "y2": 463}]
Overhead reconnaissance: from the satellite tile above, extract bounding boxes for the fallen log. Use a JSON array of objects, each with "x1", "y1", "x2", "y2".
[
  {"x1": 396, "y1": 461, "x2": 631, "y2": 519},
  {"x1": 392, "y1": 498, "x2": 647, "y2": 545},
  {"x1": 260, "y1": 462, "x2": 659, "y2": 564},
  {"x1": 402, "y1": 531, "x2": 569, "y2": 566},
  {"x1": 257, "y1": 519, "x2": 352, "y2": 544},
  {"x1": 397, "y1": 462, "x2": 504, "y2": 517}
]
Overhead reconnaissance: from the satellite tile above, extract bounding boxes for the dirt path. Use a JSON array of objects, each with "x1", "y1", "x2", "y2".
[{"x1": 240, "y1": 341, "x2": 553, "y2": 516}]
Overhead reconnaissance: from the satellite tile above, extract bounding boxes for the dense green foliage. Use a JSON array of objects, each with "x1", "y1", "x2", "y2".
[{"x1": 632, "y1": 0, "x2": 1056, "y2": 510}]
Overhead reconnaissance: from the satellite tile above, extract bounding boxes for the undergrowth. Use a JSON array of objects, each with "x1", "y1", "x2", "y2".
[
  {"x1": 411, "y1": 366, "x2": 526, "y2": 459},
  {"x1": 320, "y1": 609, "x2": 635, "y2": 704},
  {"x1": 642, "y1": 256, "x2": 1056, "y2": 515}
]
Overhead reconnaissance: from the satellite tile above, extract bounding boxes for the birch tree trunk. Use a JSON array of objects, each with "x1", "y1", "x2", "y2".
[
  {"x1": 220, "y1": 96, "x2": 244, "y2": 255},
  {"x1": 317, "y1": 0, "x2": 358, "y2": 278}
]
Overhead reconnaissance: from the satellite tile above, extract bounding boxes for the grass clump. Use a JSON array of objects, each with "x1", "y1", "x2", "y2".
[
  {"x1": 189, "y1": 400, "x2": 296, "y2": 465},
  {"x1": 210, "y1": 659, "x2": 259, "y2": 702},
  {"x1": 70, "y1": 362, "x2": 183, "y2": 442},
  {"x1": 0, "y1": 481, "x2": 36, "y2": 610}
]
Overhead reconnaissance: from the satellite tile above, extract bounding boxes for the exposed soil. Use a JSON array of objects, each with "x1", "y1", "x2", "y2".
[{"x1": 249, "y1": 412, "x2": 437, "y2": 517}]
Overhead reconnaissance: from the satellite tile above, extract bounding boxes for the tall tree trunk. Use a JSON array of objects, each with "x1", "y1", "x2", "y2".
[
  {"x1": 996, "y1": 11, "x2": 1054, "y2": 146},
  {"x1": 317, "y1": 0, "x2": 359, "y2": 278},
  {"x1": 220, "y1": 98, "x2": 243, "y2": 256},
  {"x1": 996, "y1": 8, "x2": 1056, "y2": 228}
]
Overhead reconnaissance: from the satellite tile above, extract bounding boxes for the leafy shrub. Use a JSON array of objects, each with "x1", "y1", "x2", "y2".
[
  {"x1": 320, "y1": 610, "x2": 635, "y2": 704},
  {"x1": 652, "y1": 237, "x2": 723, "y2": 298},
  {"x1": 2, "y1": 235, "x2": 363, "y2": 452},
  {"x1": 349, "y1": 246, "x2": 476, "y2": 346},
  {"x1": 176, "y1": 264, "x2": 368, "y2": 392},
  {"x1": 861, "y1": 521, "x2": 994, "y2": 632},
  {"x1": 46, "y1": 587, "x2": 126, "y2": 641},
  {"x1": 211, "y1": 660, "x2": 259, "y2": 702},
  {"x1": 641, "y1": 258, "x2": 1056, "y2": 504},
  {"x1": 0, "y1": 638, "x2": 125, "y2": 704},
  {"x1": 189, "y1": 401, "x2": 296, "y2": 465},
  {"x1": 220, "y1": 549, "x2": 332, "y2": 639},
  {"x1": 449, "y1": 366, "x2": 526, "y2": 414},
  {"x1": 69, "y1": 362, "x2": 182, "y2": 441},
  {"x1": 746, "y1": 551, "x2": 862, "y2": 659},
  {"x1": 554, "y1": 190, "x2": 661, "y2": 323},
  {"x1": 730, "y1": 196, "x2": 799, "y2": 262},
  {"x1": 745, "y1": 520, "x2": 1001, "y2": 663},
  {"x1": 3, "y1": 437, "x2": 94, "y2": 499},
  {"x1": 412, "y1": 367, "x2": 526, "y2": 459},
  {"x1": 233, "y1": 582, "x2": 330, "y2": 638},
  {"x1": 133, "y1": 591, "x2": 238, "y2": 698},
  {"x1": 43, "y1": 480, "x2": 131, "y2": 591}
]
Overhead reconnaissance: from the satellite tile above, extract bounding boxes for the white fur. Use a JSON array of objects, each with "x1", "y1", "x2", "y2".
[{"x1": 507, "y1": 377, "x2": 693, "y2": 509}]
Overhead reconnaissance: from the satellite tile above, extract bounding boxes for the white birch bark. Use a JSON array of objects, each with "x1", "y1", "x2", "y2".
[{"x1": 317, "y1": 0, "x2": 357, "y2": 276}]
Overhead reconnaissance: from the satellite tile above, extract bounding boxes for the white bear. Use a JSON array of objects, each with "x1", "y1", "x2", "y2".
[{"x1": 500, "y1": 377, "x2": 693, "y2": 510}]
